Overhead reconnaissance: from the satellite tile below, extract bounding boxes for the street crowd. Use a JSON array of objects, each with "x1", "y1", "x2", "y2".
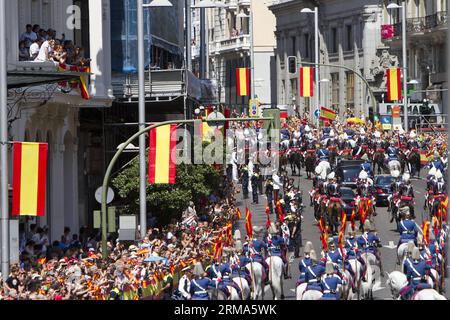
[{"x1": 0, "y1": 112, "x2": 448, "y2": 300}]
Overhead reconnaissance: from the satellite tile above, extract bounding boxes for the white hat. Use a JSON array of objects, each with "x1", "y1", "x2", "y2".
[
  {"x1": 402, "y1": 173, "x2": 410, "y2": 182},
  {"x1": 327, "y1": 172, "x2": 335, "y2": 180},
  {"x1": 304, "y1": 241, "x2": 314, "y2": 254},
  {"x1": 359, "y1": 170, "x2": 368, "y2": 180},
  {"x1": 233, "y1": 229, "x2": 241, "y2": 240},
  {"x1": 309, "y1": 250, "x2": 317, "y2": 263}
]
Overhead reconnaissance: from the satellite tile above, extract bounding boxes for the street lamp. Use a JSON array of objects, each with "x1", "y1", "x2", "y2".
[
  {"x1": 319, "y1": 78, "x2": 330, "y2": 109},
  {"x1": 387, "y1": 1, "x2": 408, "y2": 131},
  {"x1": 135, "y1": 0, "x2": 173, "y2": 244},
  {"x1": 300, "y1": 7, "x2": 319, "y2": 125}
]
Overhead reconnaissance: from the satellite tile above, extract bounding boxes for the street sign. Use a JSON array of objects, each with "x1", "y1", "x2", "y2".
[
  {"x1": 95, "y1": 186, "x2": 114, "y2": 204},
  {"x1": 206, "y1": 111, "x2": 225, "y2": 129},
  {"x1": 380, "y1": 116, "x2": 392, "y2": 131},
  {"x1": 314, "y1": 108, "x2": 320, "y2": 119},
  {"x1": 249, "y1": 99, "x2": 260, "y2": 117}
]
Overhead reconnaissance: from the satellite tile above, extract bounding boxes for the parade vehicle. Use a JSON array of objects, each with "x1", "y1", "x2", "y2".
[
  {"x1": 374, "y1": 175, "x2": 395, "y2": 206},
  {"x1": 340, "y1": 187, "x2": 358, "y2": 218},
  {"x1": 336, "y1": 165, "x2": 361, "y2": 189}
]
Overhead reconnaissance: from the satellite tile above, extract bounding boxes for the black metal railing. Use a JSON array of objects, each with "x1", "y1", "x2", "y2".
[{"x1": 391, "y1": 11, "x2": 447, "y2": 37}]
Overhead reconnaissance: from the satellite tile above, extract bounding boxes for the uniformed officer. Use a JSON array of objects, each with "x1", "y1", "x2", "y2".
[
  {"x1": 304, "y1": 250, "x2": 325, "y2": 293},
  {"x1": 290, "y1": 207, "x2": 303, "y2": 258},
  {"x1": 298, "y1": 242, "x2": 314, "y2": 285},
  {"x1": 400, "y1": 248, "x2": 432, "y2": 300},
  {"x1": 190, "y1": 262, "x2": 214, "y2": 300},
  {"x1": 240, "y1": 165, "x2": 249, "y2": 199},
  {"x1": 317, "y1": 141, "x2": 330, "y2": 162},
  {"x1": 397, "y1": 210, "x2": 419, "y2": 247},
  {"x1": 357, "y1": 220, "x2": 382, "y2": 270},
  {"x1": 251, "y1": 171, "x2": 260, "y2": 204},
  {"x1": 321, "y1": 261, "x2": 345, "y2": 300},
  {"x1": 178, "y1": 266, "x2": 193, "y2": 300}
]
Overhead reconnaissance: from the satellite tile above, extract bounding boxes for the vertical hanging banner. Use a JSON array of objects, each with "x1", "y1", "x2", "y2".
[
  {"x1": 12, "y1": 142, "x2": 48, "y2": 217},
  {"x1": 148, "y1": 124, "x2": 177, "y2": 184},
  {"x1": 245, "y1": 208, "x2": 253, "y2": 238},
  {"x1": 236, "y1": 67, "x2": 250, "y2": 96},
  {"x1": 386, "y1": 67, "x2": 402, "y2": 101},
  {"x1": 300, "y1": 67, "x2": 314, "y2": 97}
]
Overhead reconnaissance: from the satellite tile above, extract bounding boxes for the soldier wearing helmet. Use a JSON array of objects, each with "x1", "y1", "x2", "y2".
[
  {"x1": 321, "y1": 261, "x2": 345, "y2": 300},
  {"x1": 400, "y1": 247, "x2": 432, "y2": 300}
]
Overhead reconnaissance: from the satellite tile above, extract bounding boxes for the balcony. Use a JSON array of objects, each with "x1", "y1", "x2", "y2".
[
  {"x1": 391, "y1": 11, "x2": 448, "y2": 37},
  {"x1": 238, "y1": 0, "x2": 251, "y2": 6},
  {"x1": 226, "y1": 0, "x2": 238, "y2": 9},
  {"x1": 211, "y1": 34, "x2": 251, "y2": 54}
]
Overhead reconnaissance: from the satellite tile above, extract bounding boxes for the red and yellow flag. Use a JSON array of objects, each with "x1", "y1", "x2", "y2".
[
  {"x1": 386, "y1": 67, "x2": 402, "y2": 101},
  {"x1": 338, "y1": 210, "x2": 347, "y2": 246},
  {"x1": 350, "y1": 208, "x2": 356, "y2": 231},
  {"x1": 226, "y1": 222, "x2": 233, "y2": 245},
  {"x1": 12, "y1": 142, "x2": 48, "y2": 217},
  {"x1": 276, "y1": 201, "x2": 285, "y2": 223},
  {"x1": 245, "y1": 208, "x2": 253, "y2": 238},
  {"x1": 319, "y1": 106, "x2": 337, "y2": 122},
  {"x1": 236, "y1": 68, "x2": 250, "y2": 96},
  {"x1": 422, "y1": 220, "x2": 430, "y2": 245},
  {"x1": 236, "y1": 207, "x2": 242, "y2": 220},
  {"x1": 213, "y1": 239, "x2": 223, "y2": 261},
  {"x1": 300, "y1": 67, "x2": 314, "y2": 97},
  {"x1": 148, "y1": 124, "x2": 177, "y2": 184},
  {"x1": 265, "y1": 206, "x2": 271, "y2": 229}
]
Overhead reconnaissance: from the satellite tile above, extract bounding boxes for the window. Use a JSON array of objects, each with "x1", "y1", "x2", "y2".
[
  {"x1": 331, "y1": 28, "x2": 338, "y2": 53},
  {"x1": 346, "y1": 25, "x2": 353, "y2": 51},
  {"x1": 346, "y1": 72, "x2": 355, "y2": 108},
  {"x1": 304, "y1": 34, "x2": 309, "y2": 58},
  {"x1": 331, "y1": 73, "x2": 339, "y2": 109},
  {"x1": 291, "y1": 79, "x2": 298, "y2": 99}
]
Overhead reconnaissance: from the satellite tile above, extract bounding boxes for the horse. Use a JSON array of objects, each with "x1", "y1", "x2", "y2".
[
  {"x1": 360, "y1": 251, "x2": 382, "y2": 297},
  {"x1": 304, "y1": 151, "x2": 317, "y2": 179},
  {"x1": 279, "y1": 150, "x2": 289, "y2": 173},
  {"x1": 231, "y1": 277, "x2": 251, "y2": 300},
  {"x1": 385, "y1": 271, "x2": 446, "y2": 300},
  {"x1": 396, "y1": 242, "x2": 411, "y2": 266},
  {"x1": 359, "y1": 260, "x2": 375, "y2": 299},
  {"x1": 287, "y1": 149, "x2": 302, "y2": 176},
  {"x1": 398, "y1": 151, "x2": 408, "y2": 174},
  {"x1": 346, "y1": 259, "x2": 363, "y2": 299},
  {"x1": 407, "y1": 149, "x2": 421, "y2": 178},
  {"x1": 372, "y1": 149, "x2": 387, "y2": 175},
  {"x1": 327, "y1": 146, "x2": 338, "y2": 169},
  {"x1": 265, "y1": 255, "x2": 285, "y2": 300},
  {"x1": 296, "y1": 282, "x2": 323, "y2": 300},
  {"x1": 326, "y1": 198, "x2": 342, "y2": 235},
  {"x1": 245, "y1": 261, "x2": 265, "y2": 300}
]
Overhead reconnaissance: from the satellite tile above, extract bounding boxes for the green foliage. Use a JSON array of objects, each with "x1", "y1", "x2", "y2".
[{"x1": 112, "y1": 159, "x2": 221, "y2": 225}]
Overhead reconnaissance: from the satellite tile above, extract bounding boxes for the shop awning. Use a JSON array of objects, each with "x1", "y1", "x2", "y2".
[{"x1": 7, "y1": 70, "x2": 86, "y2": 89}]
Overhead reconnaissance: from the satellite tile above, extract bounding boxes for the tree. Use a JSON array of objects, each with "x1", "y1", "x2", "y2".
[{"x1": 112, "y1": 160, "x2": 221, "y2": 226}]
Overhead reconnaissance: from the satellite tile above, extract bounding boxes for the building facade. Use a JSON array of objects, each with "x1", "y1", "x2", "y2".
[
  {"x1": 191, "y1": 0, "x2": 277, "y2": 111},
  {"x1": 7, "y1": 0, "x2": 114, "y2": 241}
]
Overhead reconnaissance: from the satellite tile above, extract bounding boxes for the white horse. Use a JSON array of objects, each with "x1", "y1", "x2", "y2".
[
  {"x1": 359, "y1": 260, "x2": 375, "y2": 299},
  {"x1": 296, "y1": 282, "x2": 323, "y2": 300},
  {"x1": 317, "y1": 160, "x2": 331, "y2": 175},
  {"x1": 245, "y1": 261, "x2": 265, "y2": 300},
  {"x1": 385, "y1": 271, "x2": 446, "y2": 300},
  {"x1": 388, "y1": 160, "x2": 401, "y2": 175},
  {"x1": 397, "y1": 242, "x2": 409, "y2": 266},
  {"x1": 265, "y1": 255, "x2": 284, "y2": 300},
  {"x1": 344, "y1": 259, "x2": 363, "y2": 300}
]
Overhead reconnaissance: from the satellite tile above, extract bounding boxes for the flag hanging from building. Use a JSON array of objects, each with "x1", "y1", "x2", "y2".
[
  {"x1": 58, "y1": 62, "x2": 90, "y2": 100},
  {"x1": 148, "y1": 124, "x2": 177, "y2": 184},
  {"x1": 236, "y1": 68, "x2": 250, "y2": 96},
  {"x1": 319, "y1": 106, "x2": 337, "y2": 122},
  {"x1": 386, "y1": 67, "x2": 402, "y2": 101},
  {"x1": 12, "y1": 142, "x2": 48, "y2": 217},
  {"x1": 299, "y1": 67, "x2": 314, "y2": 97},
  {"x1": 245, "y1": 207, "x2": 253, "y2": 238}
]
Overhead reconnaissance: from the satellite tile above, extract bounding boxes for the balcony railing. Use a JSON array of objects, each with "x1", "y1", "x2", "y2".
[
  {"x1": 392, "y1": 11, "x2": 448, "y2": 37},
  {"x1": 213, "y1": 34, "x2": 251, "y2": 53}
]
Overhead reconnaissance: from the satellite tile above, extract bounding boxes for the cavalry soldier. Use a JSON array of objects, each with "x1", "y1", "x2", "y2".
[
  {"x1": 324, "y1": 240, "x2": 344, "y2": 267},
  {"x1": 297, "y1": 242, "x2": 314, "y2": 285},
  {"x1": 357, "y1": 220, "x2": 382, "y2": 264},
  {"x1": 356, "y1": 170, "x2": 377, "y2": 216},
  {"x1": 397, "y1": 209, "x2": 419, "y2": 248},
  {"x1": 398, "y1": 173, "x2": 415, "y2": 219},
  {"x1": 267, "y1": 222, "x2": 290, "y2": 279},
  {"x1": 190, "y1": 262, "x2": 214, "y2": 300},
  {"x1": 317, "y1": 140, "x2": 330, "y2": 163},
  {"x1": 248, "y1": 226, "x2": 270, "y2": 283},
  {"x1": 400, "y1": 248, "x2": 432, "y2": 300},
  {"x1": 386, "y1": 141, "x2": 399, "y2": 163},
  {"x1": 388, "y1": 170, "x2": 403, "y2": 217},
  {"x1": 205, "y1": 258, "x2": 223, "y2": 287},
  {"x1": 321, "y1": 261, "x2": 345, "y2": 300},
  {"x1": 304, "y1": 250, "x2": 325, "y2": 293},
  {"x1": 406, "y1": 130, "x2": 420, "y2": 150}
]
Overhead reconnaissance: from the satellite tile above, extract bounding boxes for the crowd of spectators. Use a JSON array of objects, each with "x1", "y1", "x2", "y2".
[
  {"x1": 0, "y1": 175, "x2": 239, "y2": 300},
  {"x1": 19, "y1": 23, "x2": 90, "y2": 66}
]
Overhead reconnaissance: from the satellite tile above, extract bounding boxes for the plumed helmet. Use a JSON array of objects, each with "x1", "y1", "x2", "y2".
[
  {"x1": 428, "y1": 167, "x2": 437, "y2": 177},
  {"x1": 327, "y1": 172, "x2": 335, "y2": 180},
  {"x1": 234, "y1": 240, "x2": 243, "y2": 252},
  {"x1": 359, "y1": 170, "x2": 368, "y2": 180},
  {"x1": 309, "y1": 250, "x2": 317, "y2": 263},
  {"x1": 193, "y1": 262, "x2": 205, "y2": 277},
  {"x1": 435, "y1": 170, "x2": 443, "y2": 180},
  {"x1": 407, "y1": 241, "x2": 416, "y2": 254},
  {"x1": 325, "y1": 261, "x2": 335, "y2": 275},
  {"x1": 233, "y1": 229, "x2": 241, "y2": 240},
  {"x1": 363, "y1": 220, "x2": 372, "y2": 232},
  {"x1": 399, "y1": 206, "x2": 411, "y2": 217},
  {"x1": 402, "y1": 173, "x2": 410, "y2": 183},
  {"x1": 253, "y1": 226, "x2": 265, "y2": 236},
  {"x1": 304, "y1": 241, "x2": 314, "y2": 254},
  {"x1": 391, "y1": 170, "x2": 400, "y2": 178},
  {"x1": 268, "y1": 222, "x2": 279, "y2": 235},
  {"x1": 305, "y1": 125, "x2": 311, "y2": 132},
  {"x1": 411, "y1": 247, "x2": 421, "y2": 260}
]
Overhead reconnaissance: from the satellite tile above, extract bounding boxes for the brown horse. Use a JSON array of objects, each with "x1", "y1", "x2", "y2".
[
  {"x1": 358, "y1": 197, "x2": 375, "y2": 230},
  {"x1": 372, "y1": 149, "x2": 387, "y2": 175},
  {"x1": 326, "y1": 197, "x2": 343, "y2": 235},
  {"x1": 304, "y1": 151, "x2": 317, "y2": 179}
]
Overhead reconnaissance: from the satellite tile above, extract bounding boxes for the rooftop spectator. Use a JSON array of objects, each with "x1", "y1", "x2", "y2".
[{"x1": 20, "y1": 24, "x2": 37, "y2": 49}]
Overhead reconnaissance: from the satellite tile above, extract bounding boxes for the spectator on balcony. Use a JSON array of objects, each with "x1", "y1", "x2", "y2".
[
  {"x1": 29, "y1": 38, "x2": 43, "y2": 60},
  {"x1": 239, "y1": 29, "x2": 244, "y2": 36},
  {"x1": 64, "y1": 40, "x2": 75, "y2": 64},
  {"x1": 34, "y1": 39, "x2": 56, "y2": 62},
  {"x1": 51, "y1": 43, "x2": 68, "y2": 64},
  {"x1": 37, "y1": 29, "x2": 48, "y2": 42},
  {"x1": 19, "y1": 41, "x2": 30, "y2": 61},
  {"x1": 71, "y1": 46, "x2": 91, "y2": 67},
  {"x1": 20, "y1": 24, "x2": 37, "y2": 49},
  {"x1": 231, "y1": 28, "x2": 238, "y2": 38},
  {"x1": 32, "y1": 24, "x2": 40, "y2": 34}
]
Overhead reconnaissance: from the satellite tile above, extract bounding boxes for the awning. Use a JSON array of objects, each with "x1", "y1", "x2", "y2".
[
  {"x1": 151, "y1": 35, "x2": 183, "y2": 56},
  {"x1": 7, "y1": 70, "x2": 85, "y2": 89}
]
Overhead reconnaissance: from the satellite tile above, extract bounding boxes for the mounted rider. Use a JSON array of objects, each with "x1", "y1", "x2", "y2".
[
  {"x1": 190, "y1": 262, "x2": 214, "y2": 300},
  {"x1": 356, "y1": 170, "x2": 377, "y2": 216},
  {"x1": 321, "y1": 261, "x2": 345, "y2": 300},
  {"x1": 357, "y1": 220, "x2": 382, "y2": 263},
  {"x1": 397, "y1": 173, "x2": 415, "y2": 219},
  {"x1": 244, "y1": 227, "x2": 270, "y2": 284},
  {"x1": 397, "y1": 208, "x2": 419, "y2": 247},
  {"x1": 304, "y1": 250, "x2": 326, "y2": 293},
  {"x1": 317, "y1": 140, "x2": 330, "y2": 162},
  {"x1": 400, "y1": 248, "x2": 432, "y2": 300},
  {"x1": 386, "y1": 141, "x2": 399, "y2": 164},
  {"x1": 298, "y1": 242, "x2": 314, "y2": 285},
  {"x1": 267, "y1": 222, "x2": 290, "y2": 279}
]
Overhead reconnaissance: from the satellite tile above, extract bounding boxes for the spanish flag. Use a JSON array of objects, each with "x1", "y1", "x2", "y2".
[
  {"x1": 236, "y1": 68, "x2": 250, "y2": 96},
  {"x1": 12, "y1": 142, "x2": 48, "y2": 217},
  {"x1": 245, "y1": 208, "x2": 253, "y2": 238},
  {"x1": 319, "y1": 106, "x2": 337, "y2": 122},
  {"x1": 300, "y1": 67, "x2": 314, "y2": 97},
  {"x1": 213, "y1": 239, "x2": 223, "y2": 261},
  {"x1": 386, "y1": 67, "x2": 402, "y2": 101},
  {"x1": 58, "y1": 63, "x2": 90, "y2": 100},
  {"x1": 422, "y1": 220, "x2": 430, "y2": 245},
  {"x1": 350, "y1": 208, "x2": 356, "y2": 231},
  {"x1": 236, "y1": 207, "x2": 242, "y2": 220},
  {"x1": 148, "y1": 124, "x2": 177, "y2": 184},
  {"x1": 276, "y1": 201, "x2": 285, "y2": 223}
]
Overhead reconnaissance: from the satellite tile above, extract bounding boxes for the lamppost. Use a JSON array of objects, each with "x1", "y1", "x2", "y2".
[
  {"x1": 300, "y1": 7, "x2": 319, "y2": 125},
  {"x1": 319, "y1": 78, "x2": 330, "y2": 109},
  {"x1": 387, "y1": 2, "x2": 408, "y2": 131},
  {"x1": 135, "y1": 0, "x2": 172, "y2": 242}
]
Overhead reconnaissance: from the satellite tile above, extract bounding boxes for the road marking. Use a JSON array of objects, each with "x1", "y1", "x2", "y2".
[
  {"x1": 290, "y1": 289, "x2": 296, "y2": 293},
  {"x1": 383, "y1": 241, "x2": 397, "y2": 249}
]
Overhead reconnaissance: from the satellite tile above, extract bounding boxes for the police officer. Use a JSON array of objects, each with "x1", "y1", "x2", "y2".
[
  {"x1": 265, "y1": 177, "x2": 274, "y2": 214},
  {"x1": 400, "y1": 248, "x2": 432, "y2": 300},
  {"x1": 190, "y1": 262, "x2": 214, "y2": 300},
  {"x1": 251, "y1": 171, "x2": 260, "y2": 204},
  {"x1": 321, "y1": 261, "x2": 344, "y2": 300},
  {"x1": 178, "y1": 266, "x2": 193, "y2": 300},
  {"x1": 240, "y1": 165, "x2": 249, "y2": 199}
]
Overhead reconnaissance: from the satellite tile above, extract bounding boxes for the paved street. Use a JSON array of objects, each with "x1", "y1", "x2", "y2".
[{"x1": 236, "y1": 167, "x2": 449, "y2": 300}]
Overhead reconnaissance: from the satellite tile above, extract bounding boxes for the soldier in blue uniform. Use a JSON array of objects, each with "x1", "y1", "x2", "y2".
[
  {"x1": 247, "y1": 227, "x2": 270, "y2": 284},
  {"x1": 267, "y1": 222, "x2": 289, "y2": 279},
  {"x1": 397, "y1": 210, "x2": 418, "y2": 247},
  {"x1": 360, "y1": 159, "x2": 373, "y2": 178},
  {"x1": 317, "y1": 141, "x2": 330, "y2": 162},
  {"x1": 429, "y1": 153, "x2": 445, "y2": 173},
  {"x1": 321, "y1": 261, "x2": 345, "y2": 300},
  {"x1": 190, "y1": 262, "x2": 214, "y2": 300},
  {"x1": 304, "y1": 250, "x2": 325, "y2": 293},
  {"x1": 386, "y1": 142, "x2": 399, "y2": 162},
  {"x1": 400, "y1": 248, "x2": 432, "y2": 300},
  {"x1": 298, "y1": 242, "x2": 314, "y2": 285},
  {"x1": 357, "y1": 220, "x2": 383, "y2": 273}
]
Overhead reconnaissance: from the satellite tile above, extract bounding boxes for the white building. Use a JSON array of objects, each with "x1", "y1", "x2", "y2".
[
  {"x1": 191, "y1": 0, "x2": 277, "y2": 110},
  {"x1": 6, "y1": 0, "x2": 114, "y2": 241}
]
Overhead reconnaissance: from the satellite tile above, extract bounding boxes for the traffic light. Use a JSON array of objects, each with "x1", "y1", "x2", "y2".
[{"x1": 288, "y1": 56, "x2": 297, "y2": 74}]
